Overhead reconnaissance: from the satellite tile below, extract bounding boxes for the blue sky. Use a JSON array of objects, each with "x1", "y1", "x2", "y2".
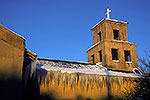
[{"x1": 0, "y1": 0, "x2": 150, "y2": 62}]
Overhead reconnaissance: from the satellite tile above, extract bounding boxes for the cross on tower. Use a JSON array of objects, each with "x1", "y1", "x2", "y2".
[{"x1": 105, "y1": 8, "x2": 111, "y2": 19}]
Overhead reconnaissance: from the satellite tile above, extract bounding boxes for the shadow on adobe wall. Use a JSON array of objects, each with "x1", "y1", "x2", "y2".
[{"x1": 0, "y1": 77, "x2": 22, "y2": 100}]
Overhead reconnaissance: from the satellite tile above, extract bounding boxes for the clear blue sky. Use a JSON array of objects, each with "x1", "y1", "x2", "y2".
[{"x1": 0, "y1": 0, "x2": 150, "y2": 62}]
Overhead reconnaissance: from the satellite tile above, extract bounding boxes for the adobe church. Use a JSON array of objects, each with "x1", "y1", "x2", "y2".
[
  {"x1": 87, "y1": 9, "x2": 138, "y2": 72},
  {"x1": 0, "y1": 8, "x2": 142, "y2": 100}
]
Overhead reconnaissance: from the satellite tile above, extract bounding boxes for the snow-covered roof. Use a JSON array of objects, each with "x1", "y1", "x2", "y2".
[
  {"x1": 91, "y1": 18, "x2": 128, "y2": 30},
  {"x1": 37, "y1": 58, "x2": 93, "y2": 68},
  {"x1": 37, "y1": 58, "x2": 144, "y2": 78}
]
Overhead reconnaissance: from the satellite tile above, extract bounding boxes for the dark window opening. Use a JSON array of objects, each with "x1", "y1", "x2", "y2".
[
  {"x1": 113, "y1": 30, "x2": 119, "y2": 40},
  {"x1": 99, "y1": 50, "x2": 102, "y2": 62},
  {"x1": 124, "y1": 50, "x2": 131, "y2": 61},
  {"x1": 111, "y1": 49, "x2": 118, "y2": 60},
  {"x1": 91, "y1": 54, "x2": 95, "y2": 64},
  {"x1": 97, "y1": 32, "x2": 101, "y2": 41}
]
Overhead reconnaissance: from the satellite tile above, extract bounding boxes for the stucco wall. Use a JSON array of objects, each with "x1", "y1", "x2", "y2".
[
  {"x1": 0, "y1": 24, "x2": 25, "y2": 79},
  {"x1": 87, "y1": 40, "x2": 138, "y2": 72},
  {"x1": 87, "y1": 19, "x2": 138, "y2": 72},
  {"x1": 0, "y1": 24, "x2": 25, "y2": 100},
  {"x1": 87, "y1": 41, "x2": 105, "y2": 64},
  {"x1": 92, "y1": 19, "x2": 128, "y2": 45},
  {"x1": 92, "y1": 20, "x2": 106, "y2": 45},
  {"x1": 105, "y1": 20, "x2": 128, "y2": 41},
  {"x1": 37, "y1": 69, "x2": 140, "y2": 100},
  {"x1": 104, "y1": 40, "x2": 138, "y2": 72}
]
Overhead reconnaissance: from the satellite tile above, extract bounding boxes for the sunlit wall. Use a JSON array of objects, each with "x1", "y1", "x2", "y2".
[{"x1": 37, "y1": 69, "x2": 139, "y2": 100}]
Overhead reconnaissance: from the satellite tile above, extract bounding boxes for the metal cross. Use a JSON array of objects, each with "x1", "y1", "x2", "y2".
[{"x1": 105, "y1": 8, "x2": 111, "y2": 19}]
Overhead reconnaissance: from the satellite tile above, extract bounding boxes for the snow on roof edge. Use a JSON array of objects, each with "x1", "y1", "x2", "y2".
[{"x1": 37, "y1": 65, "x2": 144, "y2": 78}]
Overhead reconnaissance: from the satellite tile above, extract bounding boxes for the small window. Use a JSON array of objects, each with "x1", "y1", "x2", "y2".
[
  {"x1": 91, "y1": 54, "x2": 95, "y2": 64},
  {"x1": 98, "y1": 50, "x2": 102, "y2": 62},
  {"x1": 97, "y1": 32, "x2": 101, "y2": 41},
  {"x1": 124, "y1": 50, "x2": 131, "y2": 61},
  {"x1": 113, "y1": 30, "x2": 119, "y2": 40},
  {"x1": 111, "y1": 49, "x2": 118, "y2": 60}
]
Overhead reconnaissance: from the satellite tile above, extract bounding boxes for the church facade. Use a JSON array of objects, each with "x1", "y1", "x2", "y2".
[{"x1": 86, "y1": 17, "x2": 138, "y2": 72}]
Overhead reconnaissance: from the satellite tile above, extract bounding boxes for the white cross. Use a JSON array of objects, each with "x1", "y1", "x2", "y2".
[{"x1": 105, "y1": 8, "x2": 111, "y2": 19}]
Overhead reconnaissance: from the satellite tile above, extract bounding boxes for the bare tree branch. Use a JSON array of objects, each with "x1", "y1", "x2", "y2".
[{"x1": 138, "y1": 49, "x2": 150, "y2": 72}]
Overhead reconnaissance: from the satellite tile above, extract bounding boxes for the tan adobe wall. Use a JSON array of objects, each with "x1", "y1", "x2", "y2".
[
  {"x1": 88, "y1": 19, "x2": 137, "y2": 72},
  {"x1": 87, "y1": 40, "x2": 138, "y2": 71},
  {"x1": 105, "y1": 20, "x2": 128, "y2": 41},
  {"x1": 87, "y1": 41, "x2": 105, "y2": 64},
  {"x1": 87, "y1": 40, "x2": 137, "y2": 72},
  {"x1": 104, "y1": 40, "x2": 138, "y2": 72},
  {"x1": 92, "y1": 19, "x2": 128, "y2": 45},
  {"x1": 92, "y1": 20, "x2": 106, "y2": 45},
  {"x1": 0, "y1": 24, "x2": 25, "y2": 79}
]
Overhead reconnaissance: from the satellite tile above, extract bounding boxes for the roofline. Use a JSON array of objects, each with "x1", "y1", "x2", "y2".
[
  {"x1": 91, "y1": 18, "x2": 105, "y2": 30},
  {"x1": 91, "y1": 18, "x2": 128, "y2": 30},
  {"x1": 86, "y1": 41, "x2": 102, "y2": 52},
  {"x1": 37, "y1": 58, "x2": 93, "y2": 65},
  {"x1": 86, "y1": 40, "x2": 136, "y2": 52},
  {"x1": 0, "y1": 24, "x2": 26, "y2": 40}
]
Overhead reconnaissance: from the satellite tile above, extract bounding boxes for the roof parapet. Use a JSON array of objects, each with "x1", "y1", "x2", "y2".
[
  {"x1": 0, "y1": 24, "x2": 26, "y2": 40},
  {"x1": 91, "y1": 18, "x2": 128, "y2": 30}
]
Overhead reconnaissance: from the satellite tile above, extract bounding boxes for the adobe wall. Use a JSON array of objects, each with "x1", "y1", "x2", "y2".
[
  {"x1": 92, "y1": 19, "x2": 128, "y2": 45},
  {"x1": 88, "y1": 19, "x2": 137, "y2": 72},
  {"x1": 0, "y1": 24, "x2": 37, "y2": 100},
  {"x1": 87, "y1": 41, "x2": 105, "y2": 64},
  {"x1": 37, "y1": 69, "x2": 140, "y2": 100},
  {"x1": 87, "y1": 40, "x2": 138, "y2": 72},
  {"x1": 92, "y1": 20, "x2": 106, "y2": 45},
  {"x1": 0, "y1": 24, "x2": 25, "y2": 79},
  {"x1": 104, "y1": 40, "x2": 138, "y2": 72},
  {"x1": 105, "y1": 20, "x2": 128, "y2": 41}
]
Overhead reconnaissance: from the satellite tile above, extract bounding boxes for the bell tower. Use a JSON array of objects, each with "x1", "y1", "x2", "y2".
[{"x1": 86, "y1": 9, "x2": 138, "y2": 72}]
